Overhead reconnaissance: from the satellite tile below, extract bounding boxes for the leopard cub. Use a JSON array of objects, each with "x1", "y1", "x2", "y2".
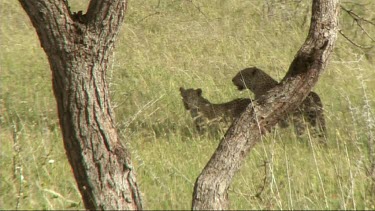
[{"x1": 179, "y1": 87, "x2": 252, "y2": 132}]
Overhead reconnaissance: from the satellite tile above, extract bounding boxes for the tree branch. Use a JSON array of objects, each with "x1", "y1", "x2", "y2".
[{"x1": 18, "y1": 0, "x2": 73, "y2": 53}]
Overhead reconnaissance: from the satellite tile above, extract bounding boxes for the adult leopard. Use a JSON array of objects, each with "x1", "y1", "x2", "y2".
[{"x1": 232, "y1": 67, "x2": 327, "y2": 138}]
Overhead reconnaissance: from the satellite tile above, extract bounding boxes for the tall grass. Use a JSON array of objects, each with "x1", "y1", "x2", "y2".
[{"x1": 1, "y1": 0, "x2": 375, "y2": 209}]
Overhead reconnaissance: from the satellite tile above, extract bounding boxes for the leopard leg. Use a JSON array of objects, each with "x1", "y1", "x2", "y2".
[{"x1": 292, "y1": 112, "x2": 306, "y2": 137}]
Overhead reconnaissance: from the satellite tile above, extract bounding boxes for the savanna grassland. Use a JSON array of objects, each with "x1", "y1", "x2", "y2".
[{"x1": 1, "y1": 0, "x2": 375, "y2": 210}]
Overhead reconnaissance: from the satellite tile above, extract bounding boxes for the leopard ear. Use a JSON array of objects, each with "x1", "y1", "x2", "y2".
[
  {"x1": 179, "y1": 87, "x2": 185, "y2": 93},
  {"x1": 197, "y1": 88, "x2": 202, "y2": 96}
]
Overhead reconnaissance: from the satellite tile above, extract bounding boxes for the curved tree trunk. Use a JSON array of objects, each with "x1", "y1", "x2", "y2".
[
  {"x1": 18, "y1": 0, "x2": 142, "y2": 210},
  {"x1": 192, "y1": 0, "x2": 340, "y2": 209}
]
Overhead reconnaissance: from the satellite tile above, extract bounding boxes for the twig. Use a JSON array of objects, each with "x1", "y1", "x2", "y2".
[
  {"x1": 355, "y1": 20, "x2": 375, "y2": 43},
  {"x1": 136, "y1": 11, "x2": 160, "y2": 24},
  {"x1": 186, "y1": 0, "x2": 210, "y2": 20},
  {"x1": 341, "y1": 5, "x2": 375, "y2": 26},
  {"x1": 229, "y1": 160, "x2": 270, "y2": 201},
  {"x1": 136, "y1": 0, "x2": 161, "y2": 24},
  {"x1": 339, "y1": 5, "x2": 375, "y2": 49},
  {"x1": 340, "y1": 5, "x2": 375, "y2": 46},
  {"x1": 185, "y1": 0, "x2": 215, "y2": 30},
  {"x1": 338, "y1": 30, "x2": 373, "y2": 49},
  {"x1": 255, "y1": 160, "x2": 269, "y2": 200}
]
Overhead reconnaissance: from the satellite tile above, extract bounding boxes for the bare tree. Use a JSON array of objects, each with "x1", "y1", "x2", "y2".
[
  {"x1": 18, "y1": 0, "x2": 142, "y2": 210},
  {"x1": 192, "y1": 0, "x2": 340, "y2": 209}
]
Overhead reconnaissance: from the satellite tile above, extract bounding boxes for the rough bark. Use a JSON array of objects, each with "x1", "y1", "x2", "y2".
[
  {"x1": 192, "y1": 0, "x2": 340, "y2": 210},
  {"x1": 18, "y1": 0, "x2": 142, "y2": 210}
]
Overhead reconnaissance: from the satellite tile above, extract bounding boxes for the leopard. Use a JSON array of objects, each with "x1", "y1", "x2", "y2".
[
  {"x1": 232, "y1": 67, "x2": 327, "y2": 138},
  {"x1": 179, "y1": 87, "x2": 252, "y2": 132}
]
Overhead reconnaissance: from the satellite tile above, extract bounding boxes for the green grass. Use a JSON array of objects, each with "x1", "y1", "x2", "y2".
[{"x1": 1, "y1": 0, "x2": 375, "y2": 209}]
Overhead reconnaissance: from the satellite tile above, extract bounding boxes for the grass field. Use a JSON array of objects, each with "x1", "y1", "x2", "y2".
[{"x1": 1, "y1": 0, "x2": 375, "y2": 209}]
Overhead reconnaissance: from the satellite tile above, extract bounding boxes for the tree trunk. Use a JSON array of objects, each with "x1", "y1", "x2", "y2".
[
  {"x1": 192, "y1": 0, "x2": 340, "y2": 209},
  {"x1": 18, "y1": 0, "x2": 142, "y2": 210}
]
